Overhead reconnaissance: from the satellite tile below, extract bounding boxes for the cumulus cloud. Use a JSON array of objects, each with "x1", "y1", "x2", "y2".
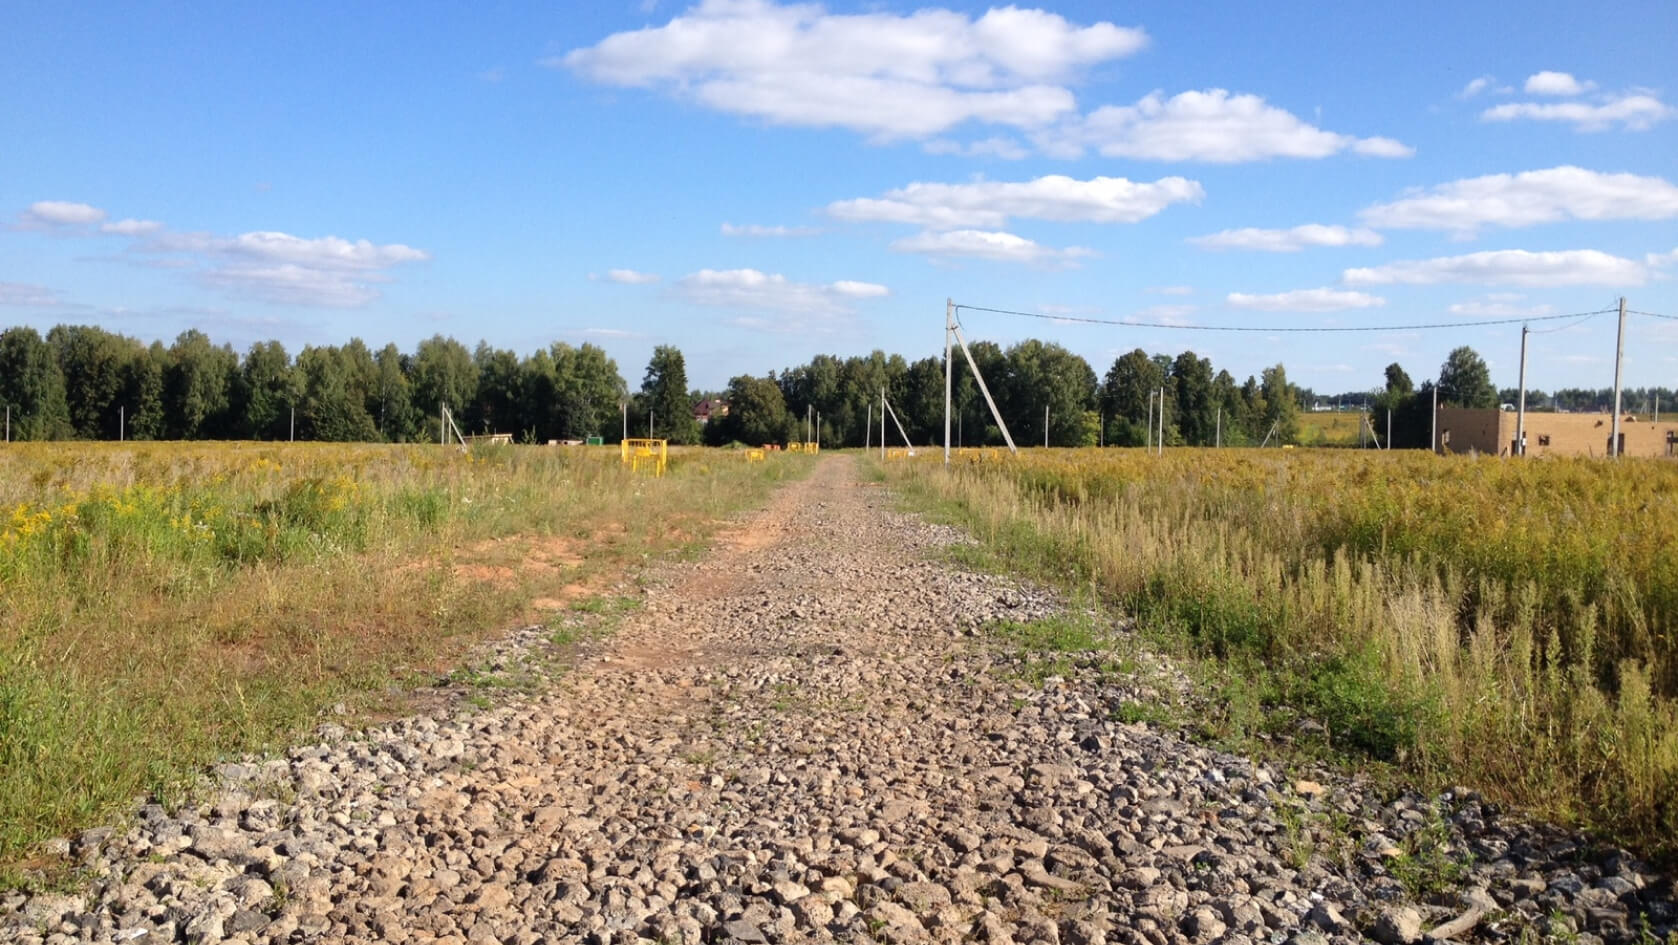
[
  {"x1": 1482, "y1": 92, "x2": 1674, "y2": 131},
  {"x1": 673, "y1": 268, "x2": 888, "y2": 318},
  {"x1": 559, "y1": 0, "x2": 1145, "y2": 139},
  {"x1": 599, "y1": 268, "x2": 662, "y2": 284},
  {"x1": 828, "y1": 174, "x2": 1202, "y2": 229},
  {"x1": 110, "y1": 225, "x2": 430, "y2": 307},
  {"x1": 1524, "y1": 71, "x2": 1591, "y2": 96},
  {"x1": 1458, "y1": 76, "x2": 1500, "y2": 99},
  {"x1": 1043, "y1": 89, "x2": 1414, "y2": 162},
  {"x1": 720, "y1": 222, "x2": 821, "y2": 237},
  {"x1": 1344, "y1": 249, "x2": 1647, "y2": 287},
  {"x1": 1189, "y1": 224, "x2": 1382, "y2": 252},
  {"x1": 21, "y1": 200, "x2": 107, "y2": 227},
  {"x1": 1360, "y1": 166, "x2": 1678, "y2": 235},
  {"x1": 0, "y1": 282, "x2": 61, "y2": 307},
  {"x1": 101, "y1": 218, "x2": 164, "y2": 236},
  {"x1": 889, "y1": 228, "x2": 1094, "y2": 266},
  {"x1": 1447, "y1": 293, "x2": 1556, "y2": 318},
  {"x1": 1226, "y1": 288, "x2": 1386, "y2": 312}
]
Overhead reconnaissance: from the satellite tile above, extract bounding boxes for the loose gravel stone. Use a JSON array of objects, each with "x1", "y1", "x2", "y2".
[{"x1": 4, "y1": 456, "x2": 1674, "y2": 944}]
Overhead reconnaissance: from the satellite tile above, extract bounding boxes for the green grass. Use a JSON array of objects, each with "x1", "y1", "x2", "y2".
[{"x1": 0, "y1": 442, "x2": 814, "y2": 884}]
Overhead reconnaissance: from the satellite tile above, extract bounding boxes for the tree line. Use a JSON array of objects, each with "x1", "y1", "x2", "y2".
[{"x1": 4, "y1": 324, "x2": 1648, "y2": 448}]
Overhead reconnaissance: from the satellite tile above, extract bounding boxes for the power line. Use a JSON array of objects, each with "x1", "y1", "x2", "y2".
[
  {"x1": 1527, "y1": 310, "x2": 1609, "y2": 335},
  {"x1": 953, "y1": 303, "x2": 1620, "y2": 334},
  {"x1": 1630, "y1": 310, "x2": 1677, "y2": 321}
]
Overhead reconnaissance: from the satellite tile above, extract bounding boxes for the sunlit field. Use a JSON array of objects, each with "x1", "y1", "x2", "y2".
[
  {"x1": 884, "y1": 447, "x2": 1678, "y2": 853},
  {"x1": 0, "y1": 441, "x2": 809, "y2": 874}
]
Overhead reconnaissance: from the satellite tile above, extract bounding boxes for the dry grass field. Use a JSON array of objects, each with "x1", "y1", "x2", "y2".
[{"x1": 885, "y1": 447, "x2": 1678, "y2": 854}]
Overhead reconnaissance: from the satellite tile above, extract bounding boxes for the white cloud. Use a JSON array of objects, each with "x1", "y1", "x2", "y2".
[
  {"x1": 720, "y1": 222, "x2": 820, "y2": 237},
  {"x1": 1189, "y1": 224, "x2": 1382, "y2": 252},
  {"x1": 0, "y1": 281, "x2": 61, "y2": 307},
  {"x1": 600, "y1": 268, "x2": 662, "y2": 284},
  {"x1": 1360, "y1": 166, "x2": 1678, "y2": 235},
  {"x1": 22, "y1": 200, "x2": 107, "y2": 227},
  {"x1": 1045, "y1": 89, "x2": 1414, "y2": 162},
  {"x1": 889, "y1": 229, "x2": 1094, "y2": 266},
  {"x1": 829, "y1": 279, "x2": 890, "y2": 297},
  {"x1": 673, "y1": 268, "x2": 889, "y2": 317},
  {"x1": 100, "y1": 218, "x2": 164, "y2": 236},
  {"x1": 923, "y1": 136, "x2": 1030, "y2": 159},
  {"x1": 125, "y1": 228, "x2": 429, "y2": 307},
  {"x1": 580, "y1": 327, "x2": 643, "y2": 338},
  {"x1": 1226, "y1": 288, "x2": 1386, "y2": 312},
  {"x1": 1482, "y1": 92, "x2": 1674, "y2": 131},
  {"x1": 1647, "y1": 247, "x2": 1678, "y2": 268},
  {"x1": 1458, "y1": 76, "x2": 1497, "y2": 99},
  {"x1": 828, "y1": 174, "x2": 1202, "y2": 229},
  {"x1": 1524, "y1": 71, "x2": 1591, "y2": 96},
  {"x1": 560, "y1": 0, "x2": 1146, "y2": 139},
  {"x1": 1447, "y1": 293, "x2": 1556, "y2": 317},
  {"x1": 1344, "y1": 249, "x2": 1648, "y2": 287}
]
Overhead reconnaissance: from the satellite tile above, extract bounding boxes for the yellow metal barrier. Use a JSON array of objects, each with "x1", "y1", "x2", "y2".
[
  {"x1": 746, "y1": 449, "x2": 765, "y2": 463},
  {"x1": 787, "y1": 442, "x2": 803, "y2": 453},
  {"x1": 620, "y1": 437, "x2": 668, "y2": 476},
  {"x1": 801, "y1": 442, "x2": 819, "y2": 454},
  {"x1": 955, "y1": 447, "x2": 1003, "y2": 463},
  {"x1": 886, "y1": 448, "x2": 912, "y2": 460}
]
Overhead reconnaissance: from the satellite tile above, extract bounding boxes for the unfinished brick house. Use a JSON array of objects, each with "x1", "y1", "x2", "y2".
[{"x1": 1435, "y1": 407, "x2": 1678, "y2": 458}]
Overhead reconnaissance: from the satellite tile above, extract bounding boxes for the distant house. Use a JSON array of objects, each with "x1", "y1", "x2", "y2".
[
  {"x1": 1435, "y1": 407, "x2": 1676, "y2": 458},
  {"x1": 694, "y1": 398, "x2": 729, "y2": 425}
]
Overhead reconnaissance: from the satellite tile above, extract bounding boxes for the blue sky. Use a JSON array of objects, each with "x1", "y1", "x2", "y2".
[{"x1": 3, "y1": 1, "x2": 1675, "y2": 393}]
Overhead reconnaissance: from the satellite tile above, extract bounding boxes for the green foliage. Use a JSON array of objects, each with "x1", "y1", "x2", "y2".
[
  {"x1": 0, "y1": 327, "x2": 73, "y2": 440},
  {"x1": 1438, "y1": 346, "x2": 1498, "y2": 409},
  {"x1": 642, "y1": 345, "x2": 701, "y2": 445}
]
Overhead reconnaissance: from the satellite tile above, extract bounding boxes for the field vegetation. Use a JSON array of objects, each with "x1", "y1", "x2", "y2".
[
  {"x1": 884, "y1": 448, "x2": 1678, "y2": 854},
  {"x1": 0, "y1": 441, "x2": 808, "y2": 879}
]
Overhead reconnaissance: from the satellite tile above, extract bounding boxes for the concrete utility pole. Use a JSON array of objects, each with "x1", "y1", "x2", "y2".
[
  {"x1": 1387, "y1": 410, "x2": 1392, "y2": 451},
  {"x1": 441, "y1": 403, "x2": 447, "y2": 446},
  {"x1": 880, "y1": 387, "x2": 886, "y2": 461},
  {"x1": 1157, "y1": 386, "x2": 1166, "y2": 455},
  {"x1": 119, "y1": 405, "x2": 125, "y2": 442},
  {"x1": 944, "y1": 299, "x2": 953, "y2": 465},
  {"x1": 1215, "y1": 406, "x2": 1221, "y2": 448},
  {"x1": 865, "y1": 402, "x2": 871, "y2": 450},
  {"x1": 621, "y1": 402, "x2": 627, "y2": 442},
  {"x1": 1612, "y1": 296, "x2": 1627, "y2": 457},
  {"x1": 5, "y1": 405, "x2": 9, "y2": 442},
  {"x1": 290, "y1": 406, "x2": 296, "y2": 443},
  {"x1": 1044, "y1": 404, "x2": 1049, "y2": 448},
  {"x1": 1516, "y1": 324, "x2": 1529, "y2": 456},
  {"x1": 1431, "y1": 385, "x2": 1439, "y2": 454}
]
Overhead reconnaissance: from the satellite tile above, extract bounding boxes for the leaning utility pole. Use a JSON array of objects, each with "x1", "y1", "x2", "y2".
[
  {"x1": 1611, "y1": 296, "x2": 1626, "y2": 457},
  {"x1": 1516, "y1": 324, "x2": 1529, "y2": 456},
  {"x1": 941, "y1": 303, "x2": 1018, "y2": 457}
]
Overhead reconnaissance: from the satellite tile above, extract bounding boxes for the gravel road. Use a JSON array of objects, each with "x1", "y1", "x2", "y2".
[{"x1": 5, "y1": 455, "x2": 1673, "y2": 945}]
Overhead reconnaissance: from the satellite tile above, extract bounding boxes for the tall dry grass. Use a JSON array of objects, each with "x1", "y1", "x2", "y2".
[
  {"x1": 0, "y1": 442, "x2": 808, "y2": 876},
  {"x1": 886, "y1": 448, "x2": 1678, "y2": 853}
]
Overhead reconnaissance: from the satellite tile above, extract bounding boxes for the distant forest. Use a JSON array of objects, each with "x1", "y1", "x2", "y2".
[{"x1": 1, "y1": 324, "x2": 1669, "y2": 448}]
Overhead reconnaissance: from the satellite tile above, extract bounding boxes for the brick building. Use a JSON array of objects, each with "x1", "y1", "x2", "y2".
[{"x1": 1435, "y1": 407, "x2": 1678, "y2": 458}]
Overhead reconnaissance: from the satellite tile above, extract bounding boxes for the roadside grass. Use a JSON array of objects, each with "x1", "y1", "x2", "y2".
[
  {"x1": 0, "y1": 442, "x2": 813, "y2": 884},
  {"x1": 874, "y1": 448, "x2": 1678, "y2": 858}
]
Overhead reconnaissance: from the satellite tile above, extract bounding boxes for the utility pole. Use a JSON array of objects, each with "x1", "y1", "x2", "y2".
[
  {"x1": 441, "y1": 403, "x2": 447, "y2": 446},
  {"x1": 1044, "y1": 404, "x2": 1049, "y2": 448},
  {"x1": 944, "y1": 299, "x2": 953, "y2": 465},
  {"x1": 1611, "y1": 296, "x2": 1626, "y2": 457},
  {"x1": 1431, "y1": 384, "x2": 1439, "y2": 454},
  {"x1": 880, "y1": 386, "x2": 886, "y2": 460},
  {"x1": 5, "y1": 404, "x2": 9, "y2": 442},
  {"x1": 290, "y1": 406, "x2": 295, "y2": 443},
  {"x1": 1387, "y1": 410, "x2": 1392, "y2": 451},
  {"x1": 1516, "y1": 324, "x2": 1529, "y2": 456},
  {"x1": 119, "y1": 405, "x2": 125, "y2": 442},
  {"x1": 621, "y1": 402, "x2": 627, "y2": 442},
  {"x1": 816, "y1": 411, "x2": 821, "y2": 450},
  {"x1": 1158, "y1": 386, "x2": 1166, "y2": 455},
  {"x1": 1215, "y1": 406, "x2": 1221, "y2": 448},
  {"x1": 649, "y1": 407, "x2": 654, "y2": 439},
  {"x1": 865, "y1": 402, "x2": 871, "y2": 450}
]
